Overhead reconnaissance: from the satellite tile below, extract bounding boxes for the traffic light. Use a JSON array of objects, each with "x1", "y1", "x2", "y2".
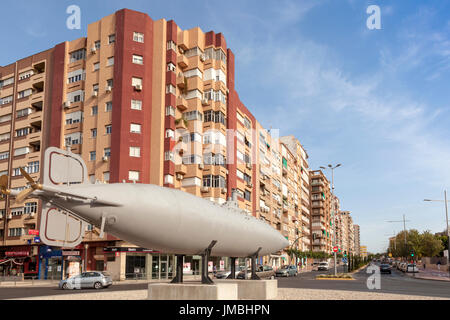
[
  {"x1": 344, "y1": 251, "x2": 347, "y2": 257},
  {"x1": 410, "y1": 251, "x2": 415, "y2": 257}
]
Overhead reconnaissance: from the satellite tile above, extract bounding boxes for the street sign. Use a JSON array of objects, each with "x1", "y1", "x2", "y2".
[
  {"x1": 342, "y1": 258, "x2": 348, "y2": 264},
  {"x1": 333, "y1": 246, "x2": 338, "y2": 253}
]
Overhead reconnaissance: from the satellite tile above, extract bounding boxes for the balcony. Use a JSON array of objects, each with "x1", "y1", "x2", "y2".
[
  {"x1": 176, "y1": 73, "x2": 187, "y2": 90},
  {"x1": 176, "y1": 96, "x2": 188, "y2": 111},
  {"x1": 311, "y1": 180, "x2": 325, "y2": 186},
  {"x1": 175, "y1": 118, "x2": 188, "y2": 130},
  {"x1": 175, "y1": 164, "x2": 187, "y2": 176},
  {"x1": 177, "y1": 55, "x2": 188, "y2": 69}
]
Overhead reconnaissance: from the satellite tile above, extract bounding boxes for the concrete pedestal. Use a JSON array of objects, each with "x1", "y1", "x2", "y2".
[
  {"x1": 148, "y1": 283, "x2": 238, "y2": 300},
  {"x1": 216, "y1": 279, "x2": 278, "y2": 300}
]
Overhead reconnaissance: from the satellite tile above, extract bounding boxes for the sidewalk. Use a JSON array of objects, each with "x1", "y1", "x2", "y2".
[
  {"x1": 406, "y1": 268, "x2": 450, "y2": 282},
  {"x1": 0, "y1": 275, "x2": 204, "y2": 288}
]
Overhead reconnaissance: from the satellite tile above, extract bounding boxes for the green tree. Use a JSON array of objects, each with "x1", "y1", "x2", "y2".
[{"x1": 420, "y1": 231, "x2": 444, "y2": 257}]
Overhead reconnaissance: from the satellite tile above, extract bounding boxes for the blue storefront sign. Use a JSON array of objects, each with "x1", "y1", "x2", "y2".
[{"x1": 38, "y1": 246, "x2": 63, "y2": 280}]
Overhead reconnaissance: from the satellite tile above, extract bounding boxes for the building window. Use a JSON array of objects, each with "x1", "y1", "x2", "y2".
[
  {"x1": 24, "y1": 202, "x2": 38, "y2": 214},
  {"x1": 132, "y1": 55, "x2": 143, "y2": 65},
  {"x1": 167, "y1": 63, "x2": 176, "y2": 72},
  {"x1": 14, "y1": 147, "x2": 30, "y2": 157},
  {"x1": 129, "y1": 147, "x2": 141, "y2": 158},
  {"x1": 133, "y1": 32, "x2": 144, "y2": 43},
  {"x1": 104, "y1": 148, "x2": 111, "y2": 157},
  {"x1": 0, "y1": 151, "x2": 9, "y2": 160},
  {"x1": 17, "y1": 89, "x2": 33, "y2": 99},
  {"x1": 244, "y1": 190, "x2": 251, "y2": 201},
  {"x1": 167, "y1": 41, "x2": 177, "y2": 51},
  {"x1": 95, "y1": 41, "x2": 101, "y2": 49},
  {"x1": 93, "y1": 84, "x2": 99, "y2": 92},
  {"x1": 183, "y1": 110, "x2": 203, "y2": 121},
  {"x1": 132, "y1": 77, "x2": 142, "y2": 87},
  {"x1": 108, "y1": 34, "x2": 115, "y2": 44},
  {"x1": 165, "y1": 106, "x2": 175, "y2": 117},
  {"x1": 164, "y1": 174, "x2": 174, "y2": 185},
  {"x1": 131, "y1": 100, "x2": 142, "y2": 110},
  {"x1": 103, "y1": 172, "x2": 110, "y2": 183},
  {"x1": 90, "y1": 151, "x2": 96, "y2": 161},
  {"x1": 93, "y1": 62, "x2": 100, "y2": 71},
  {"x1": 107, "y1": 79, "x2": 113, "y2": 88},
  {"x1": 165, "y1": 84, "x2": 176, "y2": 95},
  {"x1": 70, "y1": 49, "x2": 86, "y2": 63},
  {"x1": 164, "y1": 151, "x2": 174, "y2": 162},
  {"x1": 92, "y1": 106, "x2": 98, "y2": 115},
  {"x1": 107, "y1": 57, "x2": 114, "y2": 67},
  {"x1": 106, "y1": 101, "x2": 112, "y2": 112},
  {"x1": 202, "y1": 175, "x2": 226, "y2": 188},
  {"x1": 91, "y1": 128, "x2": 97, "y2": 138},
  {"x1": 129, "y1": 171, "x2": 140, "y2": 181},
  {"x1": 106, "y1": 125, "x2": 112, "y2": 135},
  {"x1": 26, "y1": 161, "x2": 39, "y2": 174},
  {"x1": 130, "y1": 123, "x2": 141, "y2": 134},
  {"x1": 16, "y1": 127, "x2": 31, "y2": 137},
  {"x1": 8, "y1": 228, "x2": 24, "y2": 237}
]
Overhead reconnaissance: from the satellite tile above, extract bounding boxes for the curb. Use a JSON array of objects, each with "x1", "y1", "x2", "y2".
[
  {"x1": 315, "y1": 277, "x2": 355, "y2": 281},
  {"x1": 404, "y1": 273, "x2": 450, "y2": 283}
]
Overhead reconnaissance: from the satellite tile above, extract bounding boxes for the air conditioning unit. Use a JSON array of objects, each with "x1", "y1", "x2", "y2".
[
  {"x1": 201, "y1": 187, "x2": 210, "y2": 193},
  {"x1": 200, "y1": 54, "x2": 206, "y2": 62},
  {"x1": 29, "y1": 212, "x2": 36, "y2": 218},
  {"x1": 7, "y1": 214, "x2": 12, "y2": 220},
  {"x1": 102, "y1": 156, "x2": 109, "y2": 162},
  {"x1": 63, "y1": 101, "x2": 71, "y2": 108},
  {"x1": 198, "y1": 163, "x2": 204, "y2": 170},
  {"x1": 91, "y1": 47, "x2": 97, "y2": 54},
  {"x1": 176, "y1": 173, "x2": 184, "y2": 181},
  {"x1": 246, "y1": 163, "x2": 252, "y2": 169},
  {"x1": 92, "y1": 91, "x2": 98, "y2": 97},
  {"x1": 134, "y1": 84, "x2": 142, "y2": 91},
  {"x1": 201, "y1": 99, "x2": 209, "y2": 106},
  {"x1": 106, "y1": 86, "x2": 112, "y2": 93},
  {"x1": 246, "y1": 183, "x2": 253, "y2": 188},
  {"x1": 221, "y1": 188, "x2": 227, "y2": 194},
  {"x1": 179, "y1": 47, "x2": 185, "y2": 54}
]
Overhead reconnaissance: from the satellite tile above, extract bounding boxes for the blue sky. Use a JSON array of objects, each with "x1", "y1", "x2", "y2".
[{"x1": 1, "y1": 0, "x2": 449, "y2": 253}]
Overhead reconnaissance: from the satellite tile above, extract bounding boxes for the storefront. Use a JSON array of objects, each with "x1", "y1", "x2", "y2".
[
  {"x1": 39, "y1": 246, "x2": 63, "y2": 280},
  {"x1": 0, "y1": 246, "x2": 40, "y2": 278},
  {"x1": 104, "y1": 247, "x2": 176, "y2": 280}
]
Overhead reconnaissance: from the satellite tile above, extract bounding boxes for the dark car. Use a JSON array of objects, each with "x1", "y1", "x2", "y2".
[
  {"x1": 275, "y1": 265, "x2": 298, "y2": 277},
  {"x1": 380, "y1": 264, "x2": 391, "y2": 274}
]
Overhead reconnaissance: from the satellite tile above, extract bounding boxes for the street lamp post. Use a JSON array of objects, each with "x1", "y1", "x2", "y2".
[
  {"x1": 320, "y1": 164, "x2": 341, "y2": 276},
  {"x1": 424, "y1": 190, "x2": 450, "y2": 277}
]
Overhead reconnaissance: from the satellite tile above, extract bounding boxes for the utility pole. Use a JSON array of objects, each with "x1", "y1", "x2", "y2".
[
  {"x1": 320, "y1": 164, "x2": 341, "y2": 276},
  {"x1": 424, "y1": 190, "x2": 450, "y2": 277},
  {"x1": 387, "y1": 215, "x2": 410, "y2": 261}
]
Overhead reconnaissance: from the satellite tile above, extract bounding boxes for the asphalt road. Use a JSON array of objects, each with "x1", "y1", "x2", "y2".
[
  {"x1": 277, "y1": 263, "x2": 450, "y2": 299},
  {"x1": 1, "y1": 264, "x2": 450, "y2": 299}
]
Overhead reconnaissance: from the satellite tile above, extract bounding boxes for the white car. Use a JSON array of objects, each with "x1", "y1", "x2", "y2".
[
  {"x1": 318, "y1": 262, "x2": 329, "y2": 271},
  {"x1": 406, "y1": 264, "x2": 419, "y2": 273}
]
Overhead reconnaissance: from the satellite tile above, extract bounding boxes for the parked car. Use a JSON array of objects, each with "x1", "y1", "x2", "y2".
[
  {"x1": 275, "y1": 265, "x2": 298, "y2": 277},
  {"x1": 237, "y1": 265, "x2": 275, "y2": 279},
  {"x1": 59, "y1": 271, "x2": 112, "y2": 290},
  {"x1": 317, "y1": 262, "x2": 329, "y2": 271},
  {"x1": 406, "y1": 264, "x2": 419, "y2": 273},
  {"x1": 214, "y1": 269, "x2": 241, "y2": 279},
  {"x1": 380, "y1": 264, "x2": 392, "y2": 274}
]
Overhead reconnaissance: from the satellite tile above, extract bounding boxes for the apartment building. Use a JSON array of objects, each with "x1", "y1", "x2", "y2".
[
  {"x1": 0, "y1": 49, "x2": 54, "y2": 278},
  {"x1": 353, "y1": 224, "x2": 361, "y2": 256},
  {"x1": 309, "y1": 170, "x2": 333, "y2": 253},
  {"x1": 0, "y1": 8, "x2": 317, "y2": 280},
  {"x1": 279, "y1": 136, "x2": 311, "y2": 253}
]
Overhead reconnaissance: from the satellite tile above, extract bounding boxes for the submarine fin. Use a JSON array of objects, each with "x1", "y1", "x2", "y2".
[{"x1": 39, "y1": 199, "x2": 87, "y2": 248}]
